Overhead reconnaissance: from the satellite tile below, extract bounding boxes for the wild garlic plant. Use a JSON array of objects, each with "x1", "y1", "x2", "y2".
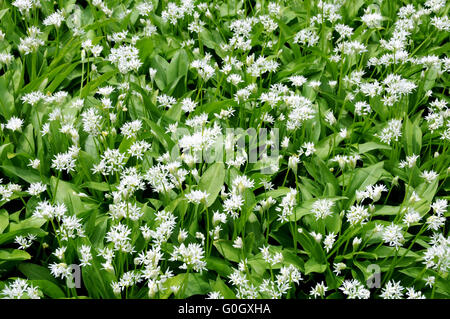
[{"x1": 0, "y1": 0, "x2": 449, "y2": 299}]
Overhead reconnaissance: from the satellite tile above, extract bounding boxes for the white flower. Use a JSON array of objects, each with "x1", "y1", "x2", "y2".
[
  {"x1": 353, "y1": 237, "x2": 362, "y2": 247},
  {"x1": 15, "y1": 235, "x2": 33, "y2": 250},
  {"x1": 21, "y1": 91, "x2": 45, "y2": 106},
  {"x1": 224, "y1": 193, "x2": 244, "y2": 219},
  {"x1": 170, "y1": 243, "x2": 207, "y2": 272},
  {"x1": 324, "y1": 111, "x2": 336, "y2": 125},
  {"x1": 18, "y1": 27, "x2": 44, "y2": 54},
  {"x1": 232, "y1": 175, "x2": 254, "y2": 194},
  {"x1": 5, "y1": 117, "x2": 24, "y2": 131},
  {"x1": 294, "y1": 28, "x2": 319, "y2": 47},
  {"x1": 227, "y1": 74, "x2": 243, "y2": 86},
  {"x1": 382, "y1": 223, "x2": 404, "y2": 249},
  {"x1": 233, "y1": 237, "x2": 243, "y2": 249},
  {"x1": 81, "y1": 108, "x2": 102, "y2": 136},
  {"x1": 275, "y1": 188, "x2": 297, "y2": 222},
  {"x1": 425, "y1": 276, "x2": 435, "y2": 288},
  {"x1": 181, "y1": 97, "x2": 198, "y2": 113},
  {"x1": 289, "y1": 75, "x2": 307, "y2": 87},
  {"x1": 106, "y1": 223, "x2": 134, "y2": 253},
  {"x1": 420, "y1": 170, "x2": 438, "y2": 183},
  {"x1": 178, "y1": 229, "x2": 188, "y2": 243},
  {"x1": 157, "y1": 94, "x2": 177, "y2": 109},
  {"x1": 302, "y1": 142, "x2": 316, "y2": 156},
  {"x1": 51, "y1": 149, "x2": 77, "y2": 173},
  {"x1": 377, "y1": 119, "x2": 402, "y2": 145},
  {"x1": 1, "y1": 278, "x2": 41, "y2": 299},
  {"x1": 310, "y1": 231, "x2": 322, "y2": 243},
  {"x1": 79, "y1": 245, "x2": 92, "y2": 266},
  {"x1": 107, "y1": 44, "x2": 142, "y2": 73},
  {"x1": 49, "y1": 262, "x2": 72, "y2": 280},
  {"x1": 323, "y1": 232, "x2": 336, "y2": 252},
  {"x1": 346, "y1": 205, "x2": 370, "y2": 226},
  {"x1": 354, "y1": 101, "x2": 372, "y2": 116},
  {"x1": 53, "y1": 246, "x2": 66, "y2": 260},
  {"x1": 311, "y1": 199, "x2": 335, "y2": 220},
  {"x1": 361, "y1": 7, "x2": 383, "y2": 28},
  {"x1": 207, "y1": 291, "x2": 224, "y2": 299},
  {"x1": 426, "y1": 212, "x2": 446, "y2": 231},
  {"x1": 333, "y1": 262, "x2": 346, "y2": 275},
  {"x1": 43, "y1": 10, "x2": 65, "y2": 28},
  {"x1": 185, "y1": 190, "x2": 209, "y2": 205},
  {"x1": 399, "y1": 154, "x2": 419, "y2": 168},
  {"x1": 431, "y1": 199, "x2": 447, "y2": 216},
  {"x1": 339, "y1": 279, "x2": 370, "y2": 299},
  {"x1": 121, "y1": 120, "x2": 142, "y2": 138},
  {"x1": 380, "y1": 280, "x2": 404, "y2": 299},
  {"x1": 27, "y1": 182, "x2": 46, "y2": 196},
  {"x1": 402, "y1": 208, "x2": 421, "y2": 227},
  {"x1": 406, "y1": 287, "x2": 425, "y2": 299},
  {"x1": 310, "y1": 281, "x2": 328, "y2": 298}
]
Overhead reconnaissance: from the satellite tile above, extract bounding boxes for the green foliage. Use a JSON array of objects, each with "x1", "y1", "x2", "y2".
[{"x1": 0, "y1": 0, "x2": 449, "y2": 301}]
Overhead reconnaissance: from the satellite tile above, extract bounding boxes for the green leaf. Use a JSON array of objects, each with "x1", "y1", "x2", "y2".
[
  {"x1": 0, "y1": 228, "x2": 47, "y2": 245},
  {"x1": 19, "y1": 263, "x2": 60, "y2": 284},
  {"x1": 255, "y1": 187, "x2": 290, "y2": 201},
  {"x1": 199, "y1": 163, "x2": 225, "y2": 207},
  {"x1": 185, "y1": 273, "x2": 211, "y2": 297},
  {"x1": 142, "y1": 117, "x2": 175, "y2": 150},
  {"x1": 80, "y1": 70, "x2": 116, "y2": 97},
  {"x1": 46, "y1": 62, "x2": 79, "y2": 93},
  {"x1": 304, "y1": 258, "x2": 327, "y2": 275},
  {"x1": 0, "y1": 77, "x2": 15, "y2": 119},
  {"x1": 81, "y1": 258, "x2": 116, "y2": 298},
  {"x1": 30, "y1": 280, "x2": 65, "y2": 298},
  {"x1": 166, "y1": 49, "x2": 189, "y2": 93},
  {"x1": 50, "y1": 177, "x2": 84, "y2": 213},
  {"x1": 296, "y1": 231, "x2": 326, "y2": 263},
  {"x1": 211, "y1": 276, "x2": 236, "y2": 299},
  {"x1": 151, "y1": 55, "x2": 170, "y2": 91},
  {"x1": 0, "y1": 165, "x2": 43, "y2": 184},
  {"x1": 371, "y1": 246, "x2": 420, "y2": 259},
  {"x1": 0, "y1": 210, "x2": 8, "y2": 234},
  {"x1": 404, "y1": 117, "x2": 422, "y2": 156},
  {"x1": 206, "y1": 256, "x2": 233, "y2": 277},
  {"x1": 81, "y1": 181, "x2": 111, "y2": 192},
  {"x1": 357, "y1": 142, "x2": 392, "y2": 154},
  {"x1": 345, "y1": 162, "x2": 385, "y2": 206},
  {"x1": 288, "y1": 196, "x2": 346, "y2": 222},
  {"x1": 9, "y1": 217, "x2": 46, "y2": 232},
  {"x1": 213, "y1": 240, "x2": 241, "y2": 263}
]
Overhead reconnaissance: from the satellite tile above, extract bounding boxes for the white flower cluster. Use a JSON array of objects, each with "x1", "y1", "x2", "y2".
[
  {"x1": 170, "y1": 242, "x2": 207, "y2": 272},
  {"x1": 1, "y1": 278, "x2": 41, "y2": 299},
  {"x1": 107, "y1": 45, "x2": 142, "y2": 74}
]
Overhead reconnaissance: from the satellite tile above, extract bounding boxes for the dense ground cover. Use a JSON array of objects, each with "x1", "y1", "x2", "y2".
[{"x1": 0, "y1": 0, "x2": 449, "y2": 299}]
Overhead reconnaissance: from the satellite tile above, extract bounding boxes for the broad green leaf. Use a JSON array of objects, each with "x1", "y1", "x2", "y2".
[
  {"x1": 19, "y1": 263, "x2": 60, "y2": 284},
  {"x1": 206, "y1": 256, "x2": 233, "y2": 277},
  {"x1": 214, "y1": 240, "x2": 241, "y2": 263},
  {"x1": 0, "y1": 228, "x2": 47, "y2": 245},
  {"x1": 30, "y1": 280, "x2": 65, "y2": 298},
  {"x1": 345, "y1": 162, "x2": 385, "y2": 206},
  {"x1": 404, "y1": 117, "x2": 422, "y2": 156},
  {"x1": 304, "y1": 258, "x2": 327, "y2": 275},
  {"x1": 0, "y1": 210, "x2": 8, "y2": 234},
  {"x1": 0, "y1": 165, "x2": 43, "y2": 184},
  {"x1": 199, "y1": 163, "x2": 225, "y2": 207},
  {"x1": 0, "y1": 249, "x2": 31, "y2": 261},
  {"x1": 357, "y1": 142, "x2": 392, "y2": 154},
  {"x1": 81, "y1": 257, "x2": 116, "y2": 299},
  {"x1": 211, "y1": 276, "x2": 236, "y2": 299}
]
